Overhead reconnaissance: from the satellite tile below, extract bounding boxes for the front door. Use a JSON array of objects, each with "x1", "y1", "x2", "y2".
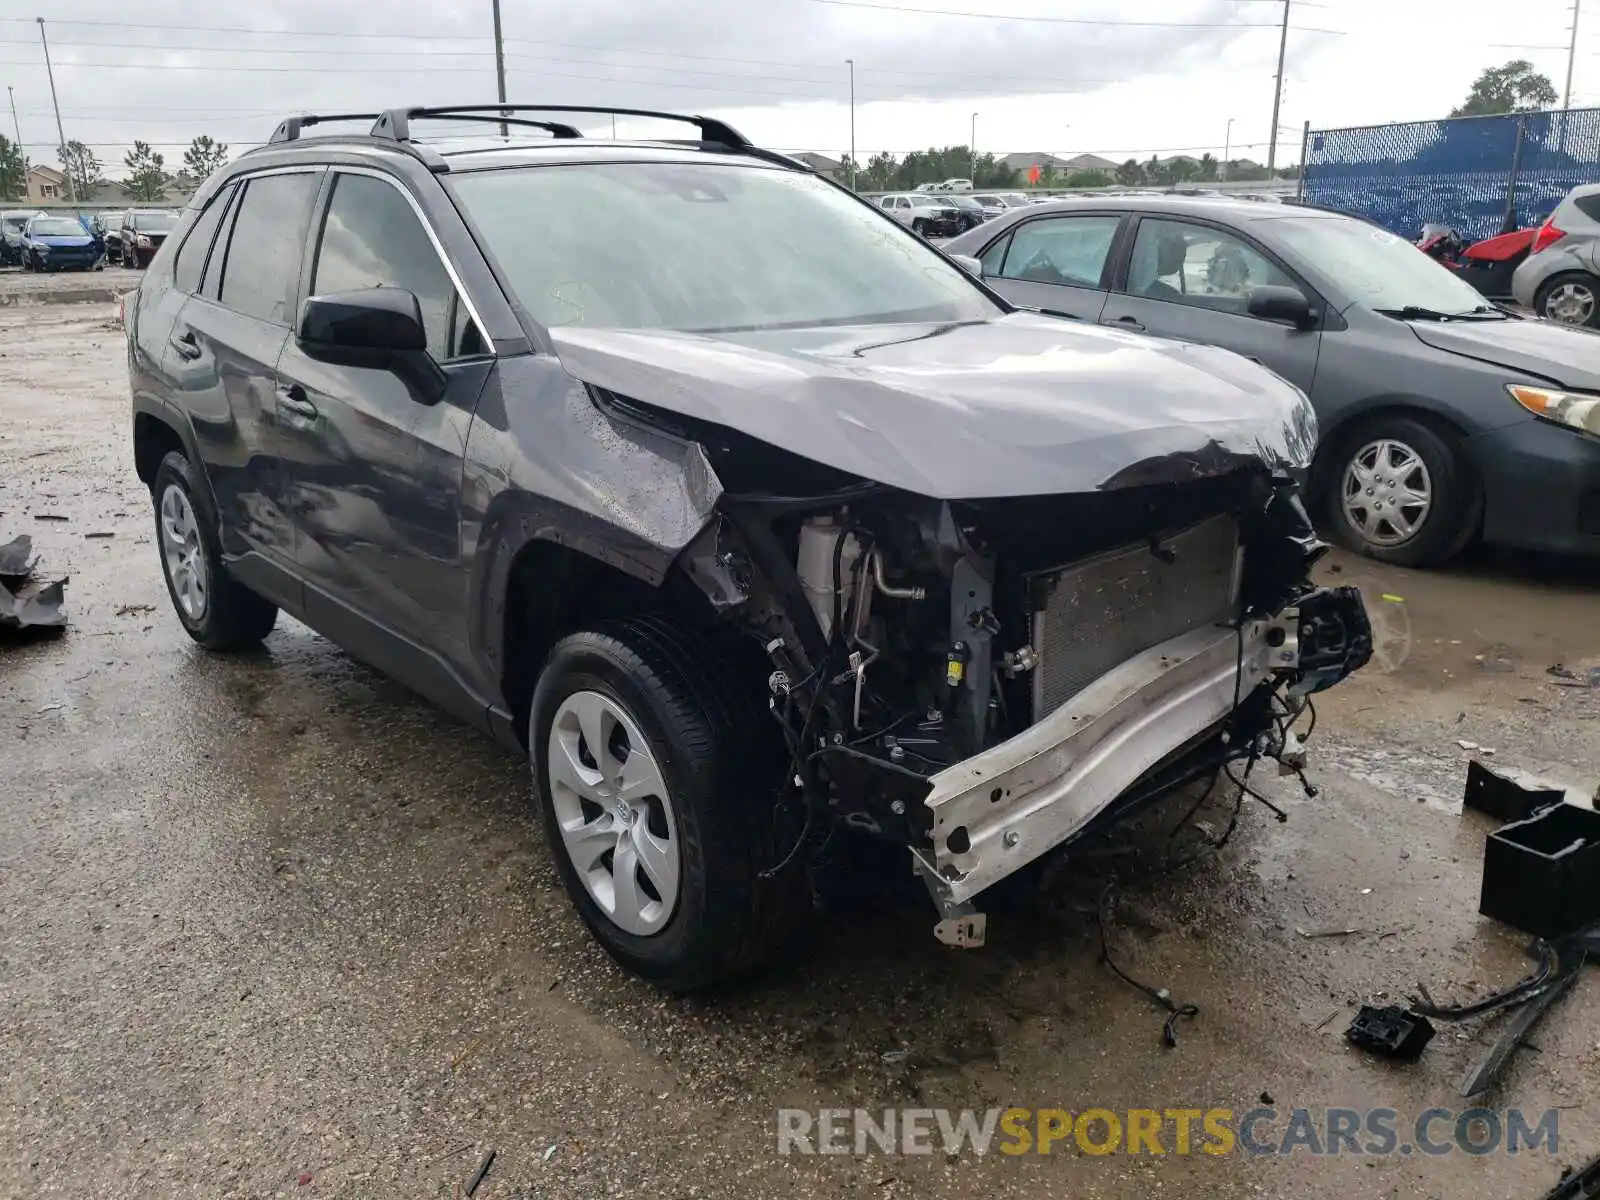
[
  {"x1": 1099, "y1": 215, "x2": 1323, "y2": 392},
  {"x1": 977, "y1": 212, "x2": 1123, "y2": 321},
  {"x1": 275, "y1": 169, "x2": 493, "y2": 685}
]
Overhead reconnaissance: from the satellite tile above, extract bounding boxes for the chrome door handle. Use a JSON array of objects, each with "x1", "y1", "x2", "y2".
[{"x1": 277, "y1": 384, "x2": 318, "y2": 419}]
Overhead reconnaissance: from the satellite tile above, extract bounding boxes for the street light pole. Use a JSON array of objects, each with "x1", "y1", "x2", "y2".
[
  {"x1": 846, "y1": 58, "x2": 856, "y2": 190},
  {"x1": 36, "y1": 19, "x2": 73, "y2": 206},
  {"x1": 1223, "y1": 117, "x2": 1235, "y2": 181},
  {"x1": 970, "y1": 111, "x2": 978, "y2": 180},
  {"x1": 491, "y1": 0, "x2": 508, "y2": 136},
  {"x1": 1563, "y1": 0, "x2": 1582, "y2": 110}
]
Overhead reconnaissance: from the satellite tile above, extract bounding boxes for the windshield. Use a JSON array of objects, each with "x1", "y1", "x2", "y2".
[
  {"x1": 1270, "y1": 216, "x2": 1495, "y2": 317},
  {"x1": 950, "y1": 197, "x2": 982, "y2": 210},
  {"x1": 131, "y1": 212, "x2": 178, "y2": 231},
  {"x1": 451, "y1": 162, "x2": 999, "y2": 333},
  {"x1": 29, "y1": 218, "x2": 86, "y2": 237}
]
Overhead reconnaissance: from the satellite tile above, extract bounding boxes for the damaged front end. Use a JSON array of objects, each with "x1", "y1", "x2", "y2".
[{"x1": 678, "y1": 449, "x2": 1372, "y2": 947}]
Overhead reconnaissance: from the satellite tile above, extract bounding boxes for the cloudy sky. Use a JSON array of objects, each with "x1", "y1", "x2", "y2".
[{"x1": 0, "y1": 0, "x2": 1593, "y2": 177}]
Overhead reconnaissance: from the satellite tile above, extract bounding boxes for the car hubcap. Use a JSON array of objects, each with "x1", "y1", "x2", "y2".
[
  {"x1": 1341, "y1": 439, "x2": 1433, "y2": 547},
  {"x1": 1545, "y1": 282, "x2": 1595, "y2": 325},
  {"x1": 546, "y1": 690, "x2": 679, "y2": 936},
  {"x1": 158, "y1": 483, "x2": 209, "y2": 621}
]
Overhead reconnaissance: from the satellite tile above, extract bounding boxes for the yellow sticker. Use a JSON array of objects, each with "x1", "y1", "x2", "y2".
[{"x1": 1380, "y1": 593, "x2": 1405, "y2": 603}]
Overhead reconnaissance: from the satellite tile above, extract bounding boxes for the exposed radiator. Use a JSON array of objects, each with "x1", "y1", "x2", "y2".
[{"x1": 1030, "y1": 514, "x2": 1242, "y2": 719}]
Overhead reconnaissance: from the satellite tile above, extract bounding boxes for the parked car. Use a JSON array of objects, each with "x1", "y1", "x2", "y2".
[
  {"x1": 1511, "y1": 182, "x2": 1600, "y2": 326},
  {"x1": 936, "y1": 177, "x2": 973, "y2": 193},
  {"x1": 946, "y1": 195, "x2": 1600, "y2": 565},
  {"x1": 18, "y1": 213, "x2": 105, "y2": 272},
  {"x1": 947, "y1": 195, "x2": 990, "y2": 232},
  {"x1": 96, "y1": 209, "x2": 128, "y2": 261},
  {"x1": 874, "y1": 192, "x2": 962, "y2": 237},
  {"x1": 118, "y1": 209, "x2": 181, "y2": 268},
  {"x1": 125, "y1": 104, "x2": 1370, "y2": 990},
  {"x1": 1, "y1": 208, "x2": 39, "y2": 266}
]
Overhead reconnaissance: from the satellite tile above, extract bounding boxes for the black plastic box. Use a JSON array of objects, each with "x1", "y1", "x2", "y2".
[
  {"x1": 1463, "y1": 760, "x2": 1565, "y2": 823},
  {"x1": 1480, "y1": 803, "x2": 1600, "y2": 938}
]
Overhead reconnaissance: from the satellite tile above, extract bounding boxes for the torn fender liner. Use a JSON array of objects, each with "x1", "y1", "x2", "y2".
[{"x1": 548, "y1": 311, "x2": 1317, "y2": 500}]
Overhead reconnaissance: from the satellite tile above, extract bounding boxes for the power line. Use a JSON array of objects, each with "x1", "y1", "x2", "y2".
[{"x1": 803, "y1": 0, "x2": 1344, "y2": 29}]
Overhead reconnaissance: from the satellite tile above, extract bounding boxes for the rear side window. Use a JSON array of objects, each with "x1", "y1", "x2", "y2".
[
  {"x1": 217, "y1": 172, "x2": 320, "y2": 325},
  {"x1": 310, "y1": 173, "x2": 455, "y2": 358},
  {"x1": 1574, "y1": 194, "x2": 1600, "y2": 222},
  {"x1": 173, "y1": 185, "x2": 235, "y2": 294}
]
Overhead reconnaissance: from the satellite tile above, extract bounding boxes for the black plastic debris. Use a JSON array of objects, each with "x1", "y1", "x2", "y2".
[
  {"x1": 0, "y1": 533, "x2": 69, "y2": 638},
  {"x1": 1464, "y1": 760, "x2": 1566, "y2": 823},
  {"x1": 1345, "y1": 1005, "x2": 1435, "y2": 1061},
  {"x1": 1542, "y1": 1152, "x2": 1600, "y2": 1199},
  {"x1": 1482, "y1": 804, "x2": 1600, "y2": 939}
]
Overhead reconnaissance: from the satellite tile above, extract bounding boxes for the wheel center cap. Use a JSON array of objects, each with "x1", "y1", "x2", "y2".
[{"x1": 614, "y1": 800, "x2": 633, "y2": 826}]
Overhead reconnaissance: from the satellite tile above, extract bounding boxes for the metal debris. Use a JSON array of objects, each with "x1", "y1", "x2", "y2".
[
  {"x1": 0, "y1": 532, "x2": 69, "y2": 635},
  {"x1": 0, "y1": 535, "x2": 35, "y2": 579},
  {"x1": 464, "y1": 1148, "x2": 496, "y2": 1197}
]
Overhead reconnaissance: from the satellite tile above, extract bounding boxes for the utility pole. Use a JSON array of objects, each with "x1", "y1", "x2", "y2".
[
  {"x1": 491, "y1": 0, "x2": 508, "y2": 136},
  {"x1": 1223, "y1": 117, "x2": 1234, "y2": 181},
  {"x1": 846, "y1": 58, "x2": 856, "y2": 190},
  {"x1": 37, "y1": 19, "x2": 73, "y2": 206},
  {"x1": 7, "y1": 86, "x2": 20, "y2": 150},
  {"x1": 970, "y1": 111, "x2": 978, "y2": 180},
  {"x1": 1563, "y1": 0, "x2": 1582, "y2": 110},
  {"x1": 1267, "y1": 0, "x2": 1289, "y2": 175}
]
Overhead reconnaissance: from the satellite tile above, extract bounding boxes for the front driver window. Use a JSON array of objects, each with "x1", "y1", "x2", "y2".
[
  {"x1": 996, "y1": 215, "x2": 1121, "y2": 288},
  {"x1": 1127, "y1": 217, "x2": 1293, "y2": 313}
]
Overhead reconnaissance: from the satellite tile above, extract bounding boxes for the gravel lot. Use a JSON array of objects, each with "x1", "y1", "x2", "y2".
[{"x1": 3, "y1": 274, "x2": 1599, "y2": 1198}]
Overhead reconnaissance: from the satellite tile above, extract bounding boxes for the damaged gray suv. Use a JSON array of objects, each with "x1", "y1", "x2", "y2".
[{"x1": 125, "y1": 106, "x2": 1372, "y2": 989}]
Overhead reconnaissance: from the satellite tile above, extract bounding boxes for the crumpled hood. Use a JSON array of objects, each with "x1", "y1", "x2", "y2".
[
  {"x1": 1407, "y1": 316, "x2": 1600, "y2": 391},
  {"x1": 548, "y1": 312, "x2": 1317, "y2": 499}
]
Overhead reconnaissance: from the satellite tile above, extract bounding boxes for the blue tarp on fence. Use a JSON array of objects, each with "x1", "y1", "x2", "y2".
[{"x1": 1302, "y1": 108, "x2": 1600, "y2": 242}]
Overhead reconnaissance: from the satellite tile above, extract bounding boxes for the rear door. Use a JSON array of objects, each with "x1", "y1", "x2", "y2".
[
  {"x1": 1099, "y1": 214, "x2": 1322, "y2": 392},
  {"x1": 973, "y1": 212, "x2": 1125, "y2": 321},
  {"x1": 163, "y1": 168, "x2": 323, "y2": 592},
  {"x1": 274, "y1": 167, "x2": 493, "y2": 679}
]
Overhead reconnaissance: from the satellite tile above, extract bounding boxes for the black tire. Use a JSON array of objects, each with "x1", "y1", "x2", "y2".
[
  {"x1": 151, "y1": 450, "x2": 278, "y2": 649},
  {"x1": 911, "y1": 218, "x2": 928, "y2": 236},
  {"x1": 530, "y1": 617, "x2": 799, "y2": 990},
  {"x1": 1533, "y1": 270, "x2": 1600, "y2": 328},
  {"x1": 1322, "y1": 415, "x2": 1477, "y2": 567}
]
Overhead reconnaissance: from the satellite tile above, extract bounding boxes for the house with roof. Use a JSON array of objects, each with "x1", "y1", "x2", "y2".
[{"x1": 25, "y1": 164, "x2": 68, "y2": 203}]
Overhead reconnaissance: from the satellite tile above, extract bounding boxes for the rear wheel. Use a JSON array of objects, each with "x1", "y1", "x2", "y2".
[
  {"x1": 530, "y1": 617, "x2": 799, "y2": 990},
  {"x1": 152, "y1": 450, "x2": 278, "y2": 649},
  {"x1": 1324, "y1": 416, "x2": 1476, "y2": 567},
  {"x1": 1535, "y1": 271, "x2": 1600, "y2": 327}
]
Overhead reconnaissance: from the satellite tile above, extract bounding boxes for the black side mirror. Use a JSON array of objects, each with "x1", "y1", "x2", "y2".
[
  {"x1": 297, "y1": 287, "x2": 445, "y2": 403},
  {"x1": 1248, "y1": 284, "x2": 1319, "y2": 330}
]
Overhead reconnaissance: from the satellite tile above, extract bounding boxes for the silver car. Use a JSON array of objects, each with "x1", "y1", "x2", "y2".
[
  {"x1": 1511, "y1": 182, "x2": 1600, "y2": 326},
  {"x1": 874, "y1": 192, "x2": 962, "y2": 238}
]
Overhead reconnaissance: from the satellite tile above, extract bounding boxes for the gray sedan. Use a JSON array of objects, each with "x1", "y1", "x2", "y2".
[{"x1": 945, "y1": 196, "x2": 1600, "y2": 564}]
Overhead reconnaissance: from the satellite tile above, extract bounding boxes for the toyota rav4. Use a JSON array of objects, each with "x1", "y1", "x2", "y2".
[{"x1": 125, "y1": 105, "x2": 1371, "y2": 989}]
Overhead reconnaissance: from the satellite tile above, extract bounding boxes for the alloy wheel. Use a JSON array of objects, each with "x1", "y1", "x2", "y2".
[
  {"x1": 1340, "y1": 439, "x2": 1433, "y2": 548},
  {"x1": 1543, "y1": 281, "x2": 1596, "y2": 325},
  {"x1": 546, "y1": 689, "x2": 680, "y2": 936},
  {"x1": 158, "y1": 483, "x2": 209, "y2": 621}
]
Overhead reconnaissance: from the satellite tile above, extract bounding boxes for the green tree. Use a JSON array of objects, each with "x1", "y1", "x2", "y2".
[
  {"x1": 1165, "y1": 156, "x2": 1198, "y2": 184},
  {"x1": 0, "y1": 135, "x2": 25, "y2": 202},
  {"x1": 1064, "y1": 169, "x2": 1113, "y2": 188},
  {"x1": 1197, "y1": 153, "x2": 1219, "y2": 182},
  {"x1": 182, "y1": 135, "x2": 229, "y2": 180},
  {"x1": 1115, "y1": 159, "x2": 1144, "y2": 186},
  {"x1": 864, "y1": 150, "x2": 898, "y2": 191},
  {"x1": 1451, "y1": 59, "x2": 1557, "y2": 116},
  {"x1": 123, "y1": 140, "x2": 168, "y2": 202},
  {"x1": 58, "y1": 140, "x2": 104, "y2": 199},
  {"x1": 1145, "y1": 154, "x2": 1167, "y2": 185}
]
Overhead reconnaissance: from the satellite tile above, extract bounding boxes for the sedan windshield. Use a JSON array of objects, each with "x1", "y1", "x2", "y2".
[
  {"x1": 131, "y1": 212, "x2": 178, "y2": 231},
  {"x1": 29, "y1": 218, "x2": 87, "y2": 237},
  {"x1": 1270, "y1": 216, "x2": 1498, "y2": 318},
  {"x1": 450, "y1": 162, "x2": 999, "y2": 333}
]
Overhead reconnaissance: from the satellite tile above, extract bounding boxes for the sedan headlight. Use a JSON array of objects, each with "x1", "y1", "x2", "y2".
[{"x1": 1507, "y1": 384, "x2": 1600, "y2": 435}]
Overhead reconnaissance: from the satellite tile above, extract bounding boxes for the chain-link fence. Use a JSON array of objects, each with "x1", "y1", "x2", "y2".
[{"x1": 1301, "y1": 107, "x2": 1600, "y2": 242}]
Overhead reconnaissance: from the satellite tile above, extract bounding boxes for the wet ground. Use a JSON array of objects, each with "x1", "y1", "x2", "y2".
[{"x1": 3, "y1": 282, "x2": 1599, "y2": 1199}]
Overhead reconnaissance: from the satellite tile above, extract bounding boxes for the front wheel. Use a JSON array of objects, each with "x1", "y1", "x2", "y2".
[
  {"x1": 530, "y1": 618, "x2": 799, "y2": 990},
  {"x1": 1534, "y1": 271, "x2": 1600, "y2": 327},
  {"x1": 911, "y1": 218, "x2": 928, "y2": 236},
  {"x1": 1324, "y1": 416, "x2": 1477, "y2": 567},
  {"x1": 151, "y1": 450, "x2": 278, "y2": 649}
]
